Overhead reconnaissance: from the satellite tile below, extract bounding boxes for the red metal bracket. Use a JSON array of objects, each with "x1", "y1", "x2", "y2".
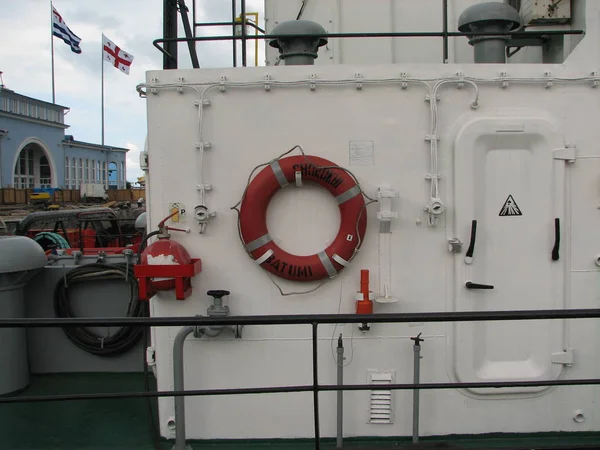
[{"x1": 134, "y1": 258, "x2": 202, "y2": 301}]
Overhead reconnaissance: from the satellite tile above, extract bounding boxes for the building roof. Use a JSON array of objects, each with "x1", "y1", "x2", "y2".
[
  {"x1": 62, "y1": 136, "x2": 129, "y2": 153},
  {"x1": 0, "y1": 87, "x2": 69, "y2": 110}
]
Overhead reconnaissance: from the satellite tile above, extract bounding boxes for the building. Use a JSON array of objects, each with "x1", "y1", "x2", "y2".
[{"x1": 0, "y1": 86, "x2": 128, "y2": 190}]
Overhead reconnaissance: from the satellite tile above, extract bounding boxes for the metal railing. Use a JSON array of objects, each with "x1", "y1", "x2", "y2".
[
  {"x1": 2, "y1": 308, "x2": 600, "y2": 449},
  {"x1": 160, "y1": 0, "x2": 585, "y2": 68}
]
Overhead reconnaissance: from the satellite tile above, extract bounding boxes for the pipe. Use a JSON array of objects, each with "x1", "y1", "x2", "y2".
[
  {"x1": 442, "y1": 0, "x2": 448, "y2": 63},
  {"x1": 471, "y1": 26, "x2": 510, "y2": 63},
  {"x1": 232, "y1": 0, "x2": 237, "y2": 67},
  {"x1": 173, "y1": 325, "x2": 195, "y2": 450},
  {"x1": 336, "y1": 334, "x2": 344, "y2": 449},
  {"x1": 241, "y1": 0, "x2": 247, "y2": 66},
  {"x1": 411, "y1": 334, "x2": 423, "y2": 443}
]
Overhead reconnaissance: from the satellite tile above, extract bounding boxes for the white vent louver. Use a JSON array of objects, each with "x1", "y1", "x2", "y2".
[{"x1": 368, "y1": 370, "x2": 394, "y2": 424}]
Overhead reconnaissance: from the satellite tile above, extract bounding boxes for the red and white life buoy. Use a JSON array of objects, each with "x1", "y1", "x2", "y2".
[{"x1": 238, "y1": 155, "x2": 367, "y2": 282}]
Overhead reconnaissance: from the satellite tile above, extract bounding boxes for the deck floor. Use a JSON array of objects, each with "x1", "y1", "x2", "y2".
[{"x1": 2, "y1": 373, "x2": 600, "y2": 450}]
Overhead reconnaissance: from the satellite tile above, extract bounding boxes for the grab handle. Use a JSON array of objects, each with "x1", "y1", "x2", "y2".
[
  {"x1": 465, "y1": 281, "x2": 494, "y2": 290},
  {"x1": 465, "y1": 220, "x2": 477, "y2": 264},
  {"x1": 552, "y1": 218, "x2": 560, "y2": 261}
]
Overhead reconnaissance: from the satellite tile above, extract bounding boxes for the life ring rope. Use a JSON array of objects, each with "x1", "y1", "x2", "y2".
[{"x1": 231, "y1": 145, "x2": 377, "y2": 296}]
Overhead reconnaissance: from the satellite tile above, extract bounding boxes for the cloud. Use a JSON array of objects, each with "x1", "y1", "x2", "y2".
[{"x1": 1, "y1": 0, "x2": 265, "y2": 182}]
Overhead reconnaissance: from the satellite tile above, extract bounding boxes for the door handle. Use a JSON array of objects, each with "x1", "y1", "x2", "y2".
[
  {"x1": 465, "y1": 281, "x2": 494, "y2": 290},
  {"x1": 465, "y1": 220, "x2": 477, "y2": 264},
  {"x1": 552, "y1": 218, "x2": 560, "y2": 261}
]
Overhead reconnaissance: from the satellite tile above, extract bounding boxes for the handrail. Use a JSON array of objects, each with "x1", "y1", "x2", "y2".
[
  {"x1": 3, "y1": 308, "x2": 598, "y2": 449},
  {"x1": 1, "y1": 308, "x2": 599, "y2": 328},
  {"x1": 153, "y1": 30, "x2": 585, "y2": 62}
]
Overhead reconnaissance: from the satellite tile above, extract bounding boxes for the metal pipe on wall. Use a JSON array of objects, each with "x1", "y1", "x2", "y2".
[
  {"x1": 336, "y1": 335, "x2": 344, "y2": 449},
  {"x1": 173, "y1": 326, "x2": 195, "y2": 450},
  {"x1": 411, "y1": 334, "x2": 423, "y2": 444}
]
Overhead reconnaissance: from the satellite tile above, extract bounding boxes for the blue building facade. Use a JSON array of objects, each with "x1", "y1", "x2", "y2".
[{"x1": 0, "y1": 87, "x2": 128, "y2": 190}]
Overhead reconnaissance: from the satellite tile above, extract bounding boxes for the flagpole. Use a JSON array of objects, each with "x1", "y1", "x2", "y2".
[
  {"x1": 101, "y1": 34, "x2": 105, "y2": 146},
  {"x1": 50, "y1": 1, "x2": 56, "y2": 103}
]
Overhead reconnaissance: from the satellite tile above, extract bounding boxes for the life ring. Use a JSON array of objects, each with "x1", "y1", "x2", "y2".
[{"x1": 239, "y1": 155, "x2": 367, "y2": 282}]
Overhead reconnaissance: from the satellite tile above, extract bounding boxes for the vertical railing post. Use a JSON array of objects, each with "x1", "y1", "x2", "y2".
[
  {"x1": 312, "y1": 322, "x2": 320, "y2": 450},
  {"x1": 232, "y1": 0, "x2": 237, "y2": 67},
  {"x1": 241, "y1": 0, "x2": 247, "y2": 66},
  {"x1": 443, "y1": 0, "x2": 449, "y2": 63}
]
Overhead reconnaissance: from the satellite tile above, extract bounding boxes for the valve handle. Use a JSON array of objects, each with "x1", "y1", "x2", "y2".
[
  {"x1": 465, "y1": 281, "x2": 494, "y2": 290},
  {"x1": 207, "y1": 290, "x2": 230, "y2": 299}
]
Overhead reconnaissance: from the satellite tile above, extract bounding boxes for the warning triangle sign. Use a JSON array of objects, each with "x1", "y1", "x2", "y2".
[{"x1": 499, "y1": 195, "x2": 522, "y2": 217}]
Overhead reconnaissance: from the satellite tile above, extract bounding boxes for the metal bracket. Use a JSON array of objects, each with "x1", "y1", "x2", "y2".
[
  {"x1": 456, "y1": 72, "x2": 464, "y2": 89},
  {"x1": 553, "y1": 145, "x2": 576, "y2": 163},
  {"x1": 500, "y1": 71, "x2": 509, "y2": 89},
  {"x1": 425, "y1": 94, "x2": 440, "y2": 103},
  {"x1": 551, "y1": 348, "x2": 574, "y2": 366},
  {"x1": 196, "y1": 142, "x2": 212, "y2": 150},
  {"x1": 264, "y1": 74, "x2": 272, "y2": 92},
  {"x1": 139, "y1": 151, "x2": 149, "y2": 171},
  {"x1": 424, "y1": 135, "x2": 440, "y2": 142},
  {"x1": 146, "y1": 346, "x2": 156, "y2": 367},
  {"x1": 545, "y1": 71, "x2": 553, "y2": 89},
  {"x1": 355, "y1": 72, "x2": 363, "y2": 90},
  {"x1": 401, "y1": 72, "x2": 408, "y2": 90},
  {"x1": 194, "y1": 99, "x2": 211, "y2": 107},
  {"x1": 150, "y1": 77, "x2": 159, "y2": 95},
  {"x1": 447, "y1": 238, "x2": 463, "y2": 253},
  {"x1": 219, "y1": 75, "x2": 227, "y2": 92},
  {"x1": 309, "y1": 73, "x2": 316, "y2": 91},
  {"x1": 591, "y1": 71, "x2": 600, "y2": 88},
  {"x1": 177, "y1": 76, "x2": 184, "y2": 94},
  {"x1": 196, "y1": 184, "x2": 213, "y2": 192}
]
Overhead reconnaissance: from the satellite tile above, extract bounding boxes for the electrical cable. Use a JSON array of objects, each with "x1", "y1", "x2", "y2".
[
  {"x1": 296, "y1": 0, "x2": 308, "y2": 20},
  {"x1": 330, "y1": 270, "x2": 355, "y2": 367},
  {"x1": 53, "y1": 263, "x2": 146, "y2": 357}
]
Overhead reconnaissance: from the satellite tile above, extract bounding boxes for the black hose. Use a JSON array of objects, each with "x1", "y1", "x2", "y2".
[
  {"x1": 137, "y1": 230, "x2": 161, "y2": 263},
  {"x1": 53, "y1": 263, "x2": 147, "y2": 357}
]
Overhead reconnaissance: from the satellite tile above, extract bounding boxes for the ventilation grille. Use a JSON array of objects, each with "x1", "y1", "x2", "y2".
[{"x1": 368, "y1": 370, "x2": 394, "y2": 424}]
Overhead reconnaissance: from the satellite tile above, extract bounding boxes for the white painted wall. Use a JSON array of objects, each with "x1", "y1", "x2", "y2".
[{"x1": 142, "y1": 0, "x2": 600, "y2": 442}]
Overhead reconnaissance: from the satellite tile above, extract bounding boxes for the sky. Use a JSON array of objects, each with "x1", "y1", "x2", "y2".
[{"x1": 0, "y1": 0, "x2": 264, "y2": 183}]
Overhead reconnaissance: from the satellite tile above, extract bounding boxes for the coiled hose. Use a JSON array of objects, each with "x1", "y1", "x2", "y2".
[{"x1": 53, "y1": 263, "x2": 147, "y2": 357}]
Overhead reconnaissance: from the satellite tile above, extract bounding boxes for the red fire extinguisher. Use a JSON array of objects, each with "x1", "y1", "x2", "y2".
[{"x1": 134, "y1": 211, "x2": 202, "y2": 300}]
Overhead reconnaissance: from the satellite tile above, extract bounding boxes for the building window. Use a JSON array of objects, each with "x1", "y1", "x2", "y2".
[
  {"x1": 65, "y1": 157, "x2": 69, "y2": 187},
  {"x1": 120, "y1": 161, "x2": 124, "y2": 188},
  {"x1": 78, "y1": 158, "x2": 83, "y2": 185},
  {"x1": 39, "y1": 156, "x2": 51, "y2": 188},
  {"x1": 71, "y1": 158, "x2": 76, "y2": 189},
  {"x1": 14, "y1": 146, "x2": 36, "y2": 188},
  {"x1": 84, "y1": 159, "x2": 89, "y2": 183}
]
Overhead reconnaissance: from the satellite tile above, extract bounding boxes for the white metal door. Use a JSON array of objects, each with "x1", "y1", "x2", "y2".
[{"x1": 451, "y1": 115, "x2": 567, "y2": 395}]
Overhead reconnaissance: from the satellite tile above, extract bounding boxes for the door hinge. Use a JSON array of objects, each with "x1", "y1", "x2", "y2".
[
  {"x1": 551, "y1": 348, "x2": 574, "y2": 366},
  {"x1": 553, "y1": 146, "x2": 576, "y2": 163}
]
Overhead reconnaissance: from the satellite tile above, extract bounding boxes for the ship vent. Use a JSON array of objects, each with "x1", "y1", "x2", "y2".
[{"x1": 368, "y1": 370, "x2": 394, "y2": 424}]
